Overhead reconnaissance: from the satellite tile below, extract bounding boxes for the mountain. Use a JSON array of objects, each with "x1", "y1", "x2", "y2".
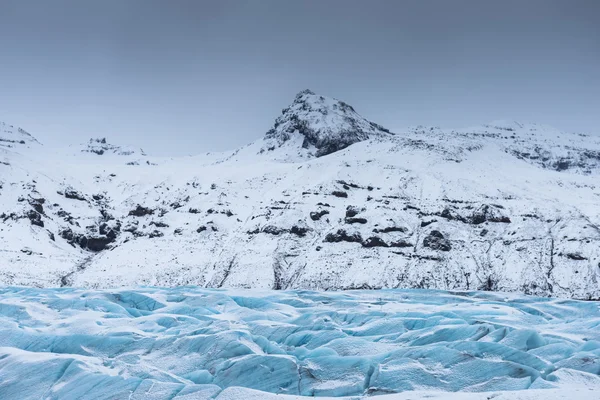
[{"x1": 1, "y1": 90, "x2": 600, "y2": 299}]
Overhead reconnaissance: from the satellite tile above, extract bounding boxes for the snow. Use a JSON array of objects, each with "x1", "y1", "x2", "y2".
[
  {"x1": 1, "y1": 90, "x2": 600, "y2": 298},
  {"x1": 0, "y1": 287, "x2": 599, "y2": 399}
]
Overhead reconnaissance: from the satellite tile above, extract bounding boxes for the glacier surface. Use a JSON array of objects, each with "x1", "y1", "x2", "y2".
[{"x1": 0, "y1": 287, "x2": 600, "y2": 399}]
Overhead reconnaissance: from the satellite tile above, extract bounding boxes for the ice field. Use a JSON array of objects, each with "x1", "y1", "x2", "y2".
[{"x1": 1, "y1": 287, "x2": 600, "y2": 399}]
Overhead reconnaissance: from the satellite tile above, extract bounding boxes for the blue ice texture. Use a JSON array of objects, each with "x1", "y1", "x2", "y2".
[{"x1": 0, "y1": 287, "x2": 599, "y2": 399}]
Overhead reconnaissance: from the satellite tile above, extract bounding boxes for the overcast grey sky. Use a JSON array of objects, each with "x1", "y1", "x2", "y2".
[{"x1": 0, "y1": 0, "x2": 598, "y2": 155}]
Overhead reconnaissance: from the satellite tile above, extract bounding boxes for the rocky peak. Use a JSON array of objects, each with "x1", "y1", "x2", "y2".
[
  {"x1": 0, "y1": 121, "x2": 40, "y2": 149},
  {"x1": 82, "y1": 138, "x2": 145, "y2": 157},
  {"x1": 263, "y1": 90, "x2": 393, "y2": 157}
]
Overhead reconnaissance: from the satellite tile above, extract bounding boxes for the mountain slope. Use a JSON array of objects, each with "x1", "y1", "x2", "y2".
[{"x1": 1, "y1": 91, "x2": 599, "y2": 298}]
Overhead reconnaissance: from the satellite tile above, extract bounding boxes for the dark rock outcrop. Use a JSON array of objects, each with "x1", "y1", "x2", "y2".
[
  {"x1": 310, "y1": 210, "x2": 329, "y2": 221},
  {"x1": 324, "y1": 229, "x2": 363, "y2": 243},
  {"x1": 423, "y1": 230, "x2": 451, "y2": 251},
  {"x1": 128, "y1": 205, "x2": 154, "y2": 217}
]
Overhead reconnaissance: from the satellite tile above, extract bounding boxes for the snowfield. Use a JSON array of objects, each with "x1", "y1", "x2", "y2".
[
  {"x1": 1, "y1": 90, "x2": 600, "y2": 298},
  {"x1": 0, "y1": 287, "x2": 599, "y2": 399}
]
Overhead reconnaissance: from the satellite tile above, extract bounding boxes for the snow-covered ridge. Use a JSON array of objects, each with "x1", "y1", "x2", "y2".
[
  {"x1": 0, "y1": 120, "x2": 39, "y2": 149},
  {"x1": 0, "y1": 91, "x2": 599, "y2": 298}
]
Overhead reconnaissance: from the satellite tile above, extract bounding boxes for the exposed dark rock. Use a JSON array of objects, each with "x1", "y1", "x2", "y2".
[
  {"x1": 423, "y1": 230, "x2": 451, "y2": 251},
  {"x1": 470, "y1": 205, "x2": 511, "y2": 224},
  {"x1": 197, "y1": 226, "x2": 207, "y2": 233},
  {"x1": 331, "y1": 191, "x2": 348, "y2": 198},
  {"x1": 99, "y1": 222, "x2": 120, "y2": 240},
  {"x1": 566, "y1": 253, "x2": 587, "y2": 261},
  {"x1": 316, "y1": 202, "x2": 331, "y2": 207},
  {"x1": 29, "y1": 200, "x2": 44, "y2": 214},
  {"x1": 553, "y1": 159, "x2": 571, "y2": 171},
  {"x1": 324, "y1": 229, "x2": 362, "y2": 243},
  {"x1": 149, "y1": 230, "x2": 164, "y2": 238},
  {"x1": 421, "y1": 220, "x2": 436, "y2": 227},
  {"x1": 59, "y1": 227, "x2": 114, "y2": 251},
  {"x1": 174, "y1": 228, "x2": 183, "y2": 235},
  {"x1": 345, "y1": 206, "x2": 360, "y2": 218},
  {"x1": 389, "y1": 240, "x2": 412, "y2": 248},
  {"x1": 48, "y1": 231, "x2": 55, "y2": 241},
  {"x1": 440, "y1": 208, "x2": 467, "y2": 223},
  {"x1": 26, "y1": 210, "x2": 44, "y2": 227},
  {"x1": 149, "y1": 221, "x2": 169, "y2": 228},
  {"x1": 20, "y1": 248, "x2": 33, "y2": 255},
  {"x1": 188, "y1": 208, "x2": 201, "y2": 214},
  {"x1": 122, "y1": 222, "x2": 139, "y2": 233},
  {"x1": 310, "y1": 210, "x2": 329, "y2": 221},
  {"x1": 362, "y1": 236, "x2": 388, "y2": 248},
  {"x1": 290, "y1": 225, "x2": 309, "y2": 237},
  {"x1": 128, "y1": 205, "x2": 155, "y2": 217},
  {"x1": 373, "y1": 226, "x2": 407, "y2": 233},
  {"x1": 480, "y1": 229, "x2": 489, "y2": 237},
  {"x1": 86, "y1": 236, "x2": 114, "y2": 251},
  {"x1": 246, "y1": 228, "x2": 260, "y2": 235},
  {"x1": 63, "y1": 188, "x2": 86, "y2": 201},
  {"x1": 345, "y1": 217, "x2": 368, "y2": 224},
  {"x1": 262, "y1": 225, "x2": 287, "y2": 235},
  {"x1": 336, "y1": 180, "x2": 360, "y2": 189}
]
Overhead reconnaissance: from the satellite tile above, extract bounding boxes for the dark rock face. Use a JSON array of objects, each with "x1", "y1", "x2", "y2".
[
  {"x1": 324, "y1": 229, "x2": 363, "y2": 243},
  {"x1": 470, "y1": 205, "x2": 511, "y2": 224},
  {"x1": 197, "y1": 226, "x2": 207, "y2": 233},
  {"x1": 345, "y1": 206, "x2": 360, "y2": 218},
  {"x1": 423, "y1": 230, "x2": 451, "y2": 251},
  {"x1": 290, "y1": 225, "x2": 309, "y2": 237},
  {"x1": 440, "y1": 208, "x2": 467, "y2": 223},
  {"x1": 332, "y1": 191, "x2": 348, "y2": 198},
  {"x1": 345, "y1": 217, "x2": 368, "y2": 224},
  {"x1": 389, "y1": 240, "x2": 412, "y2": 248},
  {"x1": 362, "y1": 236, "x2": 388, "y2": 248},
  {"x1": 86, "y1": 236, "x2": 114, "y2": 251},
  {"x1": 128, "y1": 205, "x2": 155, "y2": 217},
  {"x1": 310, "y1": 210, "x2": 329, "y2": 221},
  {"x1": 373, "y1": 226, "x2": 407, "y2": 233},
  {"x1": 264, "y1": 90, "x2": 393, "y2": 157},
  {"x1": 99, "y1": 222, "x2": 120, "y2": 240},
  {"x1": 262, "y1": 225, "x2": 287, "y2": 236},
  {"x1": 26, "y1": 210, "x2": 44, "y2": 227},
  {"x1": 149, "y1": 221, "x2": 169, "y2": 228},
  {"x1": 63, "y1": 188, "x2": 86, "y2": 201},
  {"x1": 148, "y1": 230, "x2": 164, "y2": 238},
  {"x1": 28, "y1": 198, "x2": 45, "y2": 214},
  {"x1": 566, "y1": 253, "x2": 587, "y2": 261},
  {"x1": 59, "y1": 228, "x2": 115, "y2": 252}
]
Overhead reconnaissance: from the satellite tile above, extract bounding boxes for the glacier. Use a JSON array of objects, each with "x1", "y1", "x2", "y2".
[{"x1": 1, "y1": 287, "x2": 600, "y2": 399}]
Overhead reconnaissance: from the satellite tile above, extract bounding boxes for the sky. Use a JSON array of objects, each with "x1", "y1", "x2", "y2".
[{"x1": 0, "y1": 0, "x2": 598, "y2": 156}]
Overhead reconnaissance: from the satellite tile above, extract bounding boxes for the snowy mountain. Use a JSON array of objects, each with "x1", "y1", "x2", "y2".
[{"x1": 1, "y1": 90, "x2": 600, "y2": 299}]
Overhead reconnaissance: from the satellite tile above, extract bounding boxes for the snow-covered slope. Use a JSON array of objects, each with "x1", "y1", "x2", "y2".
[{"x1": 1, "y1": 90, "x2": 600, "y2": 298}]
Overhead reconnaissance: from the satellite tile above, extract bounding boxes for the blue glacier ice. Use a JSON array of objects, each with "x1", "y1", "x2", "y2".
[{"x1": 0, "y1": 287, "x2": 599, "y2": 399}]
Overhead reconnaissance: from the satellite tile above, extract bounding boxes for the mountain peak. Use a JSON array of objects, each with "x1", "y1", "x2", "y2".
[
  {"x1": 82, "y1": 137, "x2": 145, "y2": 157},
  {"x1": 0, "y1": 121, "x2": 40, "y2": 149},
  {"x1": 263, "y1": 90, "x2": 393, "y2": 157}
]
